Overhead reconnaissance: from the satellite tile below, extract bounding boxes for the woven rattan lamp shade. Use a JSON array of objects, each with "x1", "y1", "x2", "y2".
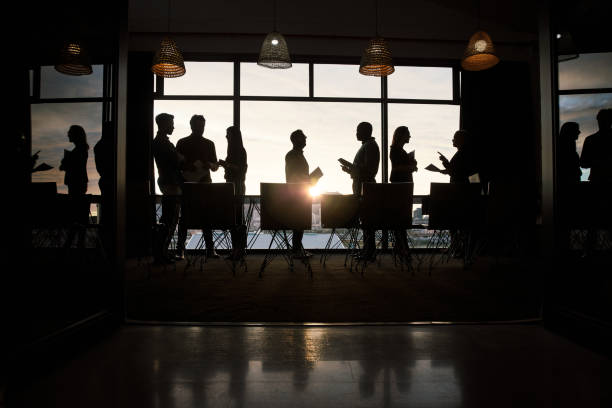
[
  {"x1": 461, "y1": 31, "x2": 499, "y2": 71},
  {"x1": 258, "y1": 32, "x2": 292, "y2": 69},
  {"x1": 359, "y1": 37, "x2": 394, "y2": 77},
  {"x1": 55, "y1": 41, "x2": 93, "y2": 76},
  {"x1": 152, "y1": 38, "x2": 186, "y2": 78}
]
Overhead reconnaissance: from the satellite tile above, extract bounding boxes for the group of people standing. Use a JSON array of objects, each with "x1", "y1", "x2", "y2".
[
  {"x1": 153, "y1": 113, "x2": 247, "y2": 264},
  {"x1": 152, "y1": 111, "x2": 481, "y2": 263}
]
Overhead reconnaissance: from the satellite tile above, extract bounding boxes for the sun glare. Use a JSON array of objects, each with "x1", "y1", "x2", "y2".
[{"x1": 309, "y1": 184, "x2": 322, "y2": 197}]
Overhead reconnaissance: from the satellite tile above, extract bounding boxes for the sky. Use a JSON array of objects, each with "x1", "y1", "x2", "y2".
[
  {"x1": 32, "y1": 53, "x2": 611, "y2": 195},
  {"x1": 154, "y1": 62, "x2": 458, "y2": 196},
  {"x1": 557, "y1": 52, "x2": 612, "y2": 181}
]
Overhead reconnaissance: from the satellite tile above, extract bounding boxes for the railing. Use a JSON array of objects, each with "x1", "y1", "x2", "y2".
[{"x1": 153, "y1": 194, "x2": 436, "y2": 250}]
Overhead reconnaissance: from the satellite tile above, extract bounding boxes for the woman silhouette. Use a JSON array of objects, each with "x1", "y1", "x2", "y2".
[
  {"x1": 389, "y1": 126, "x2": 417, "y2": 259},
  {"x1": 60, "y1": 125, "x2": 89, "y2": 223},
  {"x1": 219, "y1": 126, "x2": 248, "y2": 258}
]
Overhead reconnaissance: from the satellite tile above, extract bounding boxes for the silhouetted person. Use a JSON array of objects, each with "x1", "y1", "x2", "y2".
[
  {"x1": 558, "y1": 122, "x2": 582, "y2": 185},
  {"x1": 218, "y1": 126, "x2": 248, "y2": 259},
  {"x1": 59, "y1": 125, "x2": 89, "y2": 224},
  {"x1": 176, "y1": 114, "x2": 219, "y2": 259},
  {"x1": 285, "y1": 130, "x2": 311, "y2": 257},
  {"x1": 580, "y1": 108, "x2": 612, "y2": 184},
  {"x1": 152, "y1": 113, "x2": 182, "y2": 264},
  {"x1": 390, "y1": 126, "x2": 417, "y2": 183},
  {"x1": 438, "y1": 129, "x2": 478, "y2": 184},
  {"x1": 340, "y1": 122, "x2": 380, "y2": 259},
  {"x1": 94, "y1": 121, "x2": 114, "y2": 223},
  {"x1": 557, "y1": 122, "x2": 582, "y2": 253},
  {"x1": 94, "y1": 121, "x2": 115, "y2": 253},
  {"x1": 390, "y1": 126, "x2": 417, "y2": 257},
  {"x1": 579, "y1": 109, "x2": 612, "y2": 256}
]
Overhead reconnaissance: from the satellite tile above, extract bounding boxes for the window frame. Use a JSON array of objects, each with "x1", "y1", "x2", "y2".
[{"x1": 153, "y1": 57, "x2": 461, "y2": 193}]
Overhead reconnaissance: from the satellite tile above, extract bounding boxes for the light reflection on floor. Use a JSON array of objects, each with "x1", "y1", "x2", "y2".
[{"x1": 10, "y1": 325, "x2": 610, "y2": 408}]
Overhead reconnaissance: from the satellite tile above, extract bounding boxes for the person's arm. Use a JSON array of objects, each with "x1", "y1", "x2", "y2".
[{"x1": 208, "y1": 142, "x2": 219, "y2": 171}]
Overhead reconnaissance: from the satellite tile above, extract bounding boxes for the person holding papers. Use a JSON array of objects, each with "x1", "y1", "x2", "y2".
[
  {"x1": 338, "y1": 122, "x2": 380, "y2": 260},
  {"x1": 285, "y1": 129, "x2": 322, "y2": 257},
  {"x1": 431, "y1": 129, "x2": 478, "y2": 184},
  {"x1": 390, "y1": 126, "x2": 417, "y2": 183},
  {"x1": 389, "y1": 126, "x2": 417, "y2": 256}
]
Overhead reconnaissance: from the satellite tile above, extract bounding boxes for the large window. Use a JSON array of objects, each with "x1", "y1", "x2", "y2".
[
  {"x1": 241, "y1": 101, "x2": 381, "y2": 195},
  {"x1": 155, "y1": 61, "x2": 459, "y2": 196},
  {"x1": 558, "y1": 52, "x2": 612, "y2": 181},
  {"x1": 31, "y1": 65, "x2": 109, "y2": 196},
  {"x1": 154, "y1": 60, "x2": 459, "y2": 248}
]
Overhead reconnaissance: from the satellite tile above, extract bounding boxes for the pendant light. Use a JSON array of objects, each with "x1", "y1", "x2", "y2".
[
  {"x1": 360, "y1": 0, "x2": 394, "y2": 77},
  {"x1": 152, "y1": 0, "x2": 186, "y2": 78},
  {"x1": 55, "y1": 41, "x2": 93, "y2": 76},
  {"x1": 258, "y1": 0, "x2": 292, "y2": 69},
  {"x1": 461, "y1": 0, "x2": 499, "y2": 71}
]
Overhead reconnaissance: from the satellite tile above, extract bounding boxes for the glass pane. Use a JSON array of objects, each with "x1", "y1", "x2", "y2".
[
  {"x1": 40, "y1": 65, "x2": 103, "y2": 98},
  {"x1": 388, "y1": 66, "x2": 453, "y2": 100},
  {"x1": 388, "y1": 104, "x2": 461, "y2": 195},
  {"x1": 31, "y1": 103, "x2": 103, "y2": 194},
  {"x1": 314, "y1": 64, "x2": 380, "y2": 98},
  {"x1": 559, "y1": 93, "x2": 612, "y2": 181},
  {"x1": 241, "y1": 63, "x2": 309, "y2": 96},
  {"x1": 153, "y1": 100, "x2": 234, "y2": 194},
  {"x1": 558, "y1": 52, "x2": 612, "y2": 90},
  {"x1": 241, "y1": 101, "x2": 381, "y2": 195},
  {"x1": 163, "y1": 62, "x2": 233, "y2": 95}
]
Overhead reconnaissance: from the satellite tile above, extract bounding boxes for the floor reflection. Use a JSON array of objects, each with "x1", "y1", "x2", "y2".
[{"x1": 9, "y1": 325, "x2": 610, "y2": 407}]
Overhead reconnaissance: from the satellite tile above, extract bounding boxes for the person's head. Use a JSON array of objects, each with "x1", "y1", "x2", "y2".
[
  {"x1": 155, "y1": 113, "x2": 174, "y2": 135},
  {"x1": 560, "y1": 121, "x2": 580, "y2": 143},
  {"x1": 190, "y1": 114, "x2": 206, "y2": 136},
  {"x1": 596, "y1": 108, "x2": 612, "y2": 130},
  {"x1": 356, "y1": 122, "x2": 373, "y2": 141},
  {"x1": 68, "y1": 125, "x2": 88, "y2": 149},
  {"x1": 226, "y1": 126, "x2": 244, "y2": 150},
  {"x1": 452, "y1": 129, "x2": 470, "y2": 149},
  {"x1": 290, "y1": 129, "x2": 307, "y2": 149},
  {"x1": 391, "y1": 126, "x2": 411, "y2": 146}
]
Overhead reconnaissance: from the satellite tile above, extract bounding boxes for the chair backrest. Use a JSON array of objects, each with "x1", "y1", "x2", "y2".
[
  {"x1": 182, "y1": 182, "x2": 235, "y2": 230},
  {"x1": 260, "y1": 183, "x2": 312, "y2": 230},
  {"x1": 320, "y1": 194, "x2": 360, "y2": 229},
  {"x1": 29, "y1": 182, "x2": 58, "y2": 227},
  {"x1": 361, "y1": 182, "x2": 414, "y2": 229},
  {"x1": 485, "y1": 182, "x2": 523, "y2": 227},
  {"x1": 428, "y1": 182, "x2": 483, "y2": 230}
]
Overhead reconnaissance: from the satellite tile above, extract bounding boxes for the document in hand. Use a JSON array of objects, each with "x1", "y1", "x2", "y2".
[
  {"x1": 338, "y1": 158, "x2": 352, "y2": 168},
  {"x1": 425, "y1": 163, "x2": 442, "y2": 172},
  {"x1": 309, "y1": 166, "x2": 323, "y2": 181}
]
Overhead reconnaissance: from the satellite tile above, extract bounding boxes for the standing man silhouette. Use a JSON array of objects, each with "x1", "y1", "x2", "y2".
[
  {"x1": 340, "y1": 122, "x2": 380, "y2": 259},
  {"x1": 176, "y1": 114, "x2": 220, "y2": 259},
  {"x1": 285, "y1": 129, "x2": 311, "y2": 257},
  {"x1": 152, "y1": 113, "x2": 183, "y2": 264},
  {"x1": 580, "y1": 109, "x2": 612, "y2": 183}
]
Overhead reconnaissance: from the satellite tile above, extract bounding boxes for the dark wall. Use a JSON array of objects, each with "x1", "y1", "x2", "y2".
[
  {"x1": 126, "y1": 52, "x2": 155, "y2": 257},
  {"x1": 460, "y1": 61, "x2": 537, "y2": 221}
]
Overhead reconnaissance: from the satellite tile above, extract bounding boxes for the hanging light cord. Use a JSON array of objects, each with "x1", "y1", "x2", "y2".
[
  {"x1": 273, "y1": 0, "x2": 277, "y2": 32},
  {"x1": 375, "y1": 0, "x2": 379, "y2": 37},
  {"x1": 167, "y1": 0, "x2": 171, "y2": 33}
]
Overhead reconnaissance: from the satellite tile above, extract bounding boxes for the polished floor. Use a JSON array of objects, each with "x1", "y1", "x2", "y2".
[
  {"x1": 127, "y1": 254, "x2": 542, "y2": 322},
  {"x1": 8, "y1": 324, "x2": 610, "y2": 407}
]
